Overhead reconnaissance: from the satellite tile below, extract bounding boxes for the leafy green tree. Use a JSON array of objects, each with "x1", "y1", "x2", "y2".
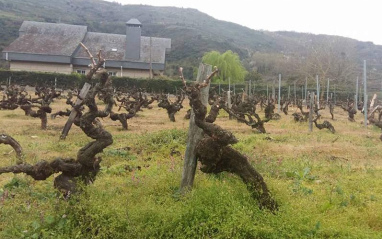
[{"x1": 202, "y1": 50, "x2": 247, "y2": 83}]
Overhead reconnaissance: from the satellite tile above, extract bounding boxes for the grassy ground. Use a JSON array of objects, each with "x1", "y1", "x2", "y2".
[{"x1": 1, "y1": 95, "x2": 382, "y2": 238}]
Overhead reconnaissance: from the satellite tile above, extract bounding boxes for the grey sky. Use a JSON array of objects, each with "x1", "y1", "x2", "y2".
[{"x1": 106, "y1": 0, "x2": 381, "y2": 45}]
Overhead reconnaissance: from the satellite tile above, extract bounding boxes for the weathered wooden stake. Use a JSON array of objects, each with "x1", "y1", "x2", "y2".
[
  {"x1": 249, "y1": 80, "x2": 252, "y2": 96},
  {"x1": 355, "y1": 77, "x2": 359, "y2": 111},
  {"x1": 294, "y1": 81, "x2": 296, "y2": 105},
  {"x1": 60, "y1": 82, "x2": 91, "y2": 139},
  {"x1": 309, "y1": 92, "x2": 314, "y2": 132},
  {"x1": 149, "y1": 37, "x2": 153, "y2": 79},
  {"x1": 180, "y1": 63, "x2": 212, "y2": 191},
  {"x1": 364, "y1": 60, "x2": 368, "y2": 127},
  {"x1": 334, "y1": 85, "x2": 337, "y2": 104},
  {"x1": 228, "y1": 77, "x2": 232, "y2": 120},
  {"x1": 326, "y1": 78, "x2": 330, "y2": 103},
  {"x1": 304, "y1": 77, "x2": 308, "y2": 105},
  {"x1": 316, "y1": 75, "x2": 320, "y2": 108},
  {"x1": 278, "y1": 74, "x2": 281, "y2": 113}
]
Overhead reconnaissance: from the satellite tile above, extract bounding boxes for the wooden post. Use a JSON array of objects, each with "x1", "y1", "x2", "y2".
[
  {"x1": 326, "y1": 78, "x2": 330, "y2": 103},
  {"x1": 278, "y1": 74, "x2": 281, "y2": 113},
  {"x1": 316, "y1": 75, "x2": 320, "y2": 108},
  {"x1": 180, "y1": 63, "x2": 212, "y2": 191},
  {"x1": 266, "y1": 84, "x2": 269, "y2": 100},
  {"x1": 309, "y1": 92, "x2": 314, "y2": 132},
  {"x1": 54, "y1": 77, "x2": 57, "y2": 91},
  {"x1": 149, "y1": 37, "x2": 153, "y2": 79},
  {"x1": 294, "y1": 81, "x2": 296, "y2": 105},
  {"x1": 334, "y1": 85, "x2": 337, "y2": 104},
  {"x1": 249, "y1": 80, "x2": 252, "y2": 97},
  {"x1": 228, "y1": 77, "x2": 232, "y2": 120},
  {"x1": 244, "y1": 82, "x2": 248, "y2": 97},
  {"x1": 356, "y1": 77, "x2": 359, "y2": 99},
  {"x1": 288, "y1": 85, "x2": 290, "y2": 100},
  {"x1": 233, "y1": 84, "x2": 236, "y2": 94},
  {"x1": 60, "y1": 82, "x2": 92, "y2": 139},
  {"x1": 304, "y1": 77, "x2": 308, "y2": 105},
  {"x1": 355, "y1": 77, "x2": 359, "y2": 111},
  {"x1": 228, "y1": 77, "x2": 231, "y2": 94},
  {"x1": 227, "y1": 89, "x2": 232, "y2": 116},
  {"x1": 364, "y1": 60, "x2": 368, "y2": 127}
]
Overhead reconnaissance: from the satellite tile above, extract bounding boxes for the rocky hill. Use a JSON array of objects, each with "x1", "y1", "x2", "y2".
[{"x1": 1, "y1": 0, "x2": 382, "y2": 87}]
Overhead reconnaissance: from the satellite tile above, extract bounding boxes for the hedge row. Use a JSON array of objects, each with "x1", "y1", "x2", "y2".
[
  {"x1": 0, "y1": 70, "x2": 86, "y2": 88},
  {"x1": 0, "y1": 70, "x2": 354, "y2": 99},
  {"x1": 0, "y1": 70, "x2": 246, "y2": 94}
]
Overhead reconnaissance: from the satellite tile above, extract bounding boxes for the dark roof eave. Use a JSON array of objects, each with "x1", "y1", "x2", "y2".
[{"x1": 2, "y1": 52, "x2": 71, "y2": 63}]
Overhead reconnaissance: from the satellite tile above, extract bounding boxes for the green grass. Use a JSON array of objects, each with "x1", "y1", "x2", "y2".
[{"x1": 1, "y1": 99, "x2": 382, "y2": 238}]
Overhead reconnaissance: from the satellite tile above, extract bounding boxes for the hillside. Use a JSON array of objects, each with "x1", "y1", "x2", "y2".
[{"x1": 1, "y1": 0, "x2": 382, "y2": 86}]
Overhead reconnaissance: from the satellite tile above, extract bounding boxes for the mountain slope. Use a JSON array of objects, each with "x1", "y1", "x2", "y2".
[{"x1": 1, "y1": 0, "x2": 382, "y2": 85}]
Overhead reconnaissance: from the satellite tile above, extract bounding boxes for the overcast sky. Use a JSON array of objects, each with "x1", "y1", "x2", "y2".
[{"x1": 105, "y1": 0, "x2": 381, "y2": 45}]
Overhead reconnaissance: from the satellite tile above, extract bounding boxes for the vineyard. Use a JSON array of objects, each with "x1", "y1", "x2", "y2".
[{"x1": 1, "y1": 65, "x2": 382, "y2": 238}]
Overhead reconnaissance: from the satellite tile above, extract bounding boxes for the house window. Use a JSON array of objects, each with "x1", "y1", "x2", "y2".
[
  {"x1": 76, "y1": 70, "x2": 86, "y2": 75},
  {"x1": 108, "y1": 71, "x2": 117, "y2": 76}
]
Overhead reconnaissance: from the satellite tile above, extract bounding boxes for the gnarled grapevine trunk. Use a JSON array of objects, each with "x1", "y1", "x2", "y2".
[
  {"x1": 180, "y1": 67, "x2": 278, "y2": 211},
  {"x1": 0, "y1": 46, "x2": 114, "y2": 196},
  {"x1": 0, "y1": 134, "x2": 23, "y2": 162}
]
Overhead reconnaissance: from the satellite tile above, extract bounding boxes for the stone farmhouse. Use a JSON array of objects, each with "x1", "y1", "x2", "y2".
[{"x1": 2, "y1": 19, "x2": 171, "y2": 78}]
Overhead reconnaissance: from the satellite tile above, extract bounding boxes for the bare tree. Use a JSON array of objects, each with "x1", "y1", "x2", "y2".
[{"x1": 297, "y1": 36, "x2": 358, "y2": 84}]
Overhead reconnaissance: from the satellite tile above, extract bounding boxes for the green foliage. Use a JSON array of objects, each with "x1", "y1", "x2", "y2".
[
  {"x1": 2, "y1": 121, "x2": 382, "y2": 238},
  {"x1": 0, "y1": 70, "x2": 85, "y2": 88},
  {"x1": 112, "y1": 76, "x2": 186, "y2": 94},
  {"x1": 202, "y1": 50, "x2": 248, "y2": 83},
  {"x1": 2, "y1": 65, "x2": 382, "y2": 238},
  {"x1": 135, "y1": 129, "x2": 187, "y2": 157},
  {"x1": 0, "y1": 70, "x2": 182, "y2": 93},
  {"x1": 3, "y1": 177, "x2": 29, "y2": 191}
]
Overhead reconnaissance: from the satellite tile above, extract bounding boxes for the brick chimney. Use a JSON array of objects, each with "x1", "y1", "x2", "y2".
[{"x1": 125, "y1": 18, "x2": 142, "y2": 60}]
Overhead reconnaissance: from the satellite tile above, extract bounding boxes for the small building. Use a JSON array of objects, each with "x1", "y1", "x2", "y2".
[{"x1": 2, "y1": 19, "x2": 171, "y2": 78}]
